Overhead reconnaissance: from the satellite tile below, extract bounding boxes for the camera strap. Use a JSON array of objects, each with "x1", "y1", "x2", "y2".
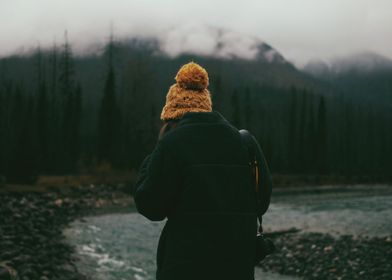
[{"x1": 239, "y1": 129, "x2": 264, "y2": 234}]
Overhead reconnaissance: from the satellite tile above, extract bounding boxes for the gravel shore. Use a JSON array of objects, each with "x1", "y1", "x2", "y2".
[
  {"x1": 1, "y1": 184, "x2": 391, "y2": 280},
  {"x1": 0, "y1": 184, "x2": 133, "y2": 280},
  {"x1": 259, "y1": 232, "x2": 392, "y2": 280}
]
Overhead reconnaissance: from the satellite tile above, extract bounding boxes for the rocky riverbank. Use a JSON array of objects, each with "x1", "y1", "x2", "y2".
[
  {"x1": 259, "y1": 232, "x2": 392, "y2": 280},
  {"x1": 1, "y1": 184, "x2": 391, "y2": 280},
  {"x1": 0, "y1": 184, "x2": 133, "y2": 280}
]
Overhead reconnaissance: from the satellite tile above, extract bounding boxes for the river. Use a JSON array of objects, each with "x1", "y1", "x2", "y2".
[{"x1": 64, "y1": 185, "x2": 392, "y2": 280}]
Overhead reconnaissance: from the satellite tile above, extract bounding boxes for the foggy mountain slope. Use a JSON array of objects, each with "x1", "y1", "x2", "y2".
[
  {"x1": 0, "y1": 34, "x2": 327, "y2": 98},
  {"x1": 303, "y1": 52, "x2": 392, "y2": 109},
  {"x1": 303, "y1": 59, "x2": 331, "y2": 78},
  {"x1": 304, "y1": 52, "x2": 392, "y2": 77},
  {"x1": 331, "y1": 52, "x2": 392, "y2": 74},
  {"x1": 123, "y1": 35, "x2": 334, "y2": 96},
  {"x1": 0, "y1": 34, "x2": 342, "y2": 156},
  {"x1": 3, "y1": 32, "x2": 389, "y2": 118},
  {"x1": 1, "y1": 34, "x2": 391, "y2": 177}
]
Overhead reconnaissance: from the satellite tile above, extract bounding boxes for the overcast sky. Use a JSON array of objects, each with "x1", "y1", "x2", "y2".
[{"x1": 1, "y1": 0, "x2": 391, "y2": 66}]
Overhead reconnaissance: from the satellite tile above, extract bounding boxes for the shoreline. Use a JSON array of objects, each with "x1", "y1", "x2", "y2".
[
  {"x1": 258, "y1": 232, "x2": 392, "y2": 279},
  {"x1": 0, "y1": 184, "x2": 134, "y2": 280},
  {"x1": 270, "y1": 174, "x2": 392, "y2": 188},
  {"x1": 1, "y1": 184, "x2": 391, "y2": 279}
]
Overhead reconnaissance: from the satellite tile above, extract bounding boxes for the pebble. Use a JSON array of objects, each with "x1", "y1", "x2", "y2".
[
  {"x1": 259, "y1": 232, "x2": 392, "y2": 279},
  {"x1": 2, "y1": 183, "x2": 391, "y2": 280},
  {"x1": 0, "y1": 184, "x2": 130, "y2": 280}
]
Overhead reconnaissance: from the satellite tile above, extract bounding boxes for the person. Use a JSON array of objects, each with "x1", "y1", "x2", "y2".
[{"x1": 133, "y1": 62, "x2": 272, "y2": 280}]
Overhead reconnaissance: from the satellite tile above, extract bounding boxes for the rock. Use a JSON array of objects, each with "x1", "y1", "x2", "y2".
[
  {"x1": 0, "y1": 263, "x2": 18, "y2": 280},
  {"x1": 0, "y1": 266, "x2": 11, "y2": 280},
  {"x1": 259, "y1": 232, "x2": 392, "y2": 279},
  {"x1": 323, "y1": 245, "x2": 333, "y2": 252},
  {"x1": 1, "y1": 250, "x2": 19, "y2": 260},
  {"x1": 54, "y1": 199, "x2": 63, "y2": 207},
  {"x1": 0, "y1": 186, "x2": 133, "y2": 280}
]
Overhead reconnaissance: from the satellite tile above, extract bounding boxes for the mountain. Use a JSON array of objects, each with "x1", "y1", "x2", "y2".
[
  {"x1": 303, "y1": 52, "x2": 392, "y2": 110},
  {"x1": 0, "y1": 33, "x2": 324, "y2": 96},
  {"x1": 303, "y1": 59, "x2": 331, "y2": 77},
  {"x1": 303, "y1": 52, "x2": 392, "y2": 77},
  {"x1": 330, "y1": 52, "x2": 392, "y2": 74},
  {"x1": 1, "y1": 34, "x2": 391, "y2": 177},
  {"x1": 255, "y1": 42, "x2": 287, "y2": 64},
  {"x1": 156, "y1": 26, "x2": 291, "y2": 65},
  {"x1": 4, "y1": 32, "x2": 391, "y2": 114}
]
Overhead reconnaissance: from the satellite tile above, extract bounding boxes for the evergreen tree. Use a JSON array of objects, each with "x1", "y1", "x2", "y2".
[
  {"x1": 244, "y1": 87, "x2": 252, "y2": 130},
  {"x1": 288, "y1": 86, "x2": 298, "y2": 172},
  {"x1": 59, "y1": 31, "x2": 74, "y2": 97},
  {"x1": 316, "y1": 96, "x2": 327, "y2": 174},
  {"x1": 307, "y1": 92, "x2": 316, "y2": 173},
  {"x1": 98, "y1": 34, "x2": 119, "y2": 164},
  {"x1": 298, "y1": 91, "x2": 308, "y2": 173},
  {"x1": 57, "y1": 31, "x2": 79, "y2": 172},
  {"x1": 211, "y1": 72, "x2": 223, "y2": 112},
  {"x1": 8, "y1": 87, "x2": 38, "y2": 183},
  {"x1": 35, "y1": 47, "x2": 49, "y2": 172},
  {"x1": 230, "y1": 89, "x2": 241, "y2": 128},
  {"x1": 342, "y1": 101, "x2": 353, "y2": 175},
  {"x1": 366, "y1": 107, "x2": 376, "y2": 174},
  {"x1": 70, "y1": 82, "x2": 82, "y2": 165},
  {"x1": 46, "y1": 42, "x2": 60, "y2": 174},
  {"x1": 0, "y1": 84, "x2": 4, "y2": 174},
  {"x1": 50, "y1": 41, "x2": 58, "y2": 97}
]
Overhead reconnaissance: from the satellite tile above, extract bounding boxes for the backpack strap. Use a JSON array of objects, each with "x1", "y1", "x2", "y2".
[{"x1": 239, "y1": 129, "x2": 264, "y2": 234}]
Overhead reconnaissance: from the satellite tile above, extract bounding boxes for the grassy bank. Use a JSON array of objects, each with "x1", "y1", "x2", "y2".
[{"x1": 1, "y1": 171, "x2": 391, "y2": 194}]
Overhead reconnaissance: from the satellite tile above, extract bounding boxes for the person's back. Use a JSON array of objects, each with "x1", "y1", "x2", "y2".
[{"x1": 133, "y1": 62, "x2": 272, "y2": 280}]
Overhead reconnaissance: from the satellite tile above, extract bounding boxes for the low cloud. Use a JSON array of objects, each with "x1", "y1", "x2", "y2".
[{"x1": 1, "y1": 0, "x2": 391, "y2": 65}]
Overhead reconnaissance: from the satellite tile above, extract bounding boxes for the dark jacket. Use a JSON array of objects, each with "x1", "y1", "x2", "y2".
[{"x1": 133, "y1": 110, "x2": 272, "y2": 280}]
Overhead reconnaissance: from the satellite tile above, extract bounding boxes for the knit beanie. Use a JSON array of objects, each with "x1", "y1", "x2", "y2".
[{"x1": 160, "y1": 62, "x2": 212, "y2": 121}]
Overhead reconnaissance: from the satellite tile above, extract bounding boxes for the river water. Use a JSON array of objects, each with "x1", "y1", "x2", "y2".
[{"x1": 64, "y1": 185, "x2": 392, "y2": 280}]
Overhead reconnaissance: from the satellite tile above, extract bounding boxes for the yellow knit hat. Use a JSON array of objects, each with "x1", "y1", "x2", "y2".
[{"x1": 160, "y1": 62, "x2": 213, "y2": 121}]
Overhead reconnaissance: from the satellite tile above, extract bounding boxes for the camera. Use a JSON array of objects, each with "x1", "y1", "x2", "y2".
[{"x1": 254, "y1": 234, "x2": 275, "y2": 265}]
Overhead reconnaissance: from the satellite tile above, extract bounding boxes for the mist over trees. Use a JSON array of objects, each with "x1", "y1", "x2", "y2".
[{"x1": 0, "y1": 34, "x2": 391, "y2": 183}]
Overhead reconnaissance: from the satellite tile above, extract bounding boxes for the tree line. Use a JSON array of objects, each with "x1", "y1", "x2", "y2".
[{"x1": 0, "y1": 36, "x2": 391, "y2": 183}]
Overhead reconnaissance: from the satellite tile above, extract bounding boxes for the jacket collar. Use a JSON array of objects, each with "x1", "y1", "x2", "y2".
[{"x1": 176, "y1": 110, "x2": 229, "y2": 126}]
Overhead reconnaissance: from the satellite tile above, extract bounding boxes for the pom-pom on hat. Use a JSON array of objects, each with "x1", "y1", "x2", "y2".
[{"x1": 160, "y1": 62, "x2": 212, "y2": 121}]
